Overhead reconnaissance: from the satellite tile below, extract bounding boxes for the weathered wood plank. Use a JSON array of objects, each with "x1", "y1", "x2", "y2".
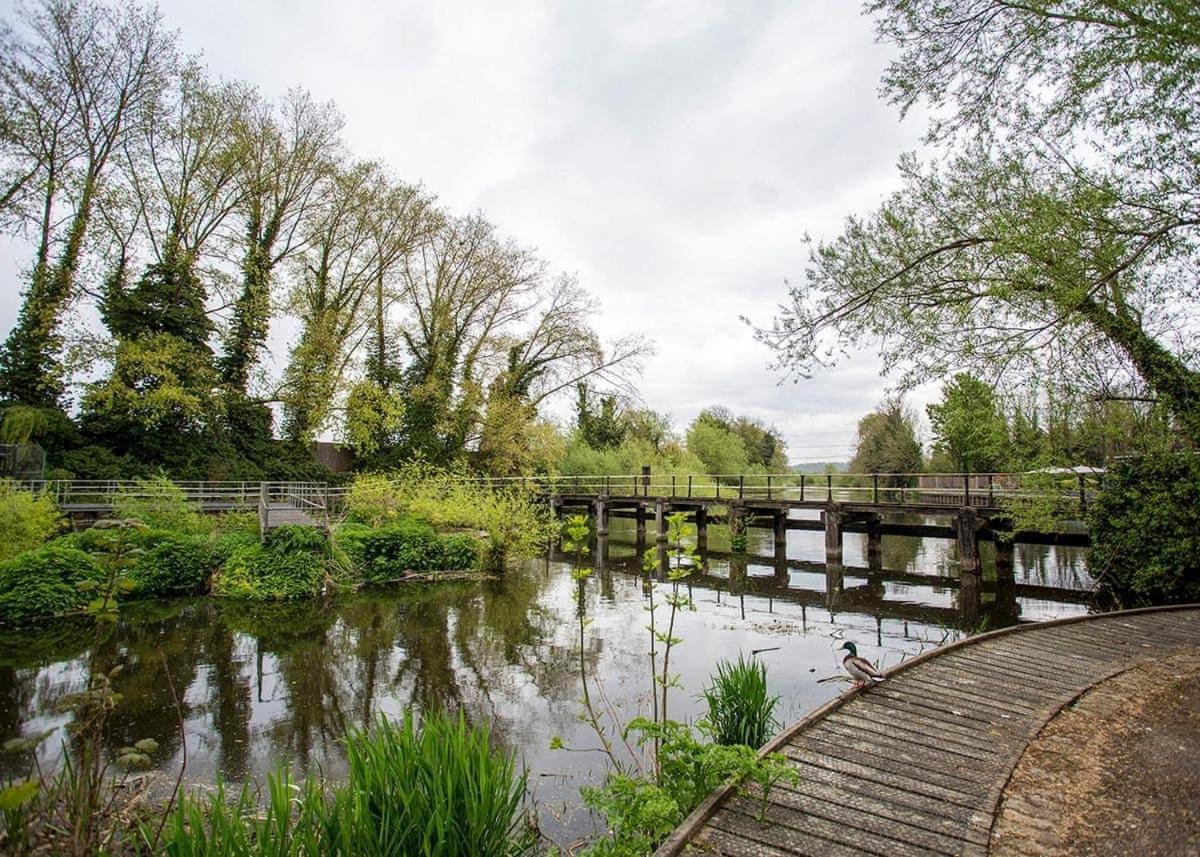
[
  {"x1": 656, "y1": 607, "x2": 1200, "y2": 857},
  {"x1": 780, "y1": 745, "x2": 983, "y2": 808}
]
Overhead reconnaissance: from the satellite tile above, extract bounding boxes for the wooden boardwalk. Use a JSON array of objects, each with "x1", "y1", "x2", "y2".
[{"x1": 655, "y1": 606, "x2": 1200, "y2": 856}]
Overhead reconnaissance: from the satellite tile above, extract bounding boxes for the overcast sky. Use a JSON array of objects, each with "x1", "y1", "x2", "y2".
[{"x1": 0, "y1": 0, "x2": 939, "y2": 462}]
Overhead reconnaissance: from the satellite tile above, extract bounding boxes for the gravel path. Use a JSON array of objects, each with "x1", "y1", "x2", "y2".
[{"x1": 991, "y1": 650, "x2": 1200, "y2": 856}]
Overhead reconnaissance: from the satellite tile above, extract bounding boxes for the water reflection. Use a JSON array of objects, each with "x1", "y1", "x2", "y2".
[{"x1": 0, "y1": 518, "x2": 1092, "y2": 847}]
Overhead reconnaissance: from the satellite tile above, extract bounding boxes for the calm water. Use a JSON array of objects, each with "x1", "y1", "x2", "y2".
[{"x1": 0, "y1": 518, "x2": 1090, "y2": 847}]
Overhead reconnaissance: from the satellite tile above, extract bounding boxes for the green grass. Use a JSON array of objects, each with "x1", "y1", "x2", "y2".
[
  {"x1": 162, "y1": 710, "x2": 533, "y2": 856},
  {"x1": 699, "y1": 654, "x2": 780, "y2": 748}
]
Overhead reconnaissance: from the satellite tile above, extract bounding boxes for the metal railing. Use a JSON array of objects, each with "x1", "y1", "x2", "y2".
[{"x1": 5, "y1": 470, "x2": 1101, "y2": 514}]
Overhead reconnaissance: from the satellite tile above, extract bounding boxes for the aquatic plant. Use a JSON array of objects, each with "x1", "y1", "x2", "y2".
[
  {"x1": 162, "y1": 711, "x2": 534, "y2": 857},
  {"x1": 699, "y1": 654, "x2": 780, "y2": 748}
]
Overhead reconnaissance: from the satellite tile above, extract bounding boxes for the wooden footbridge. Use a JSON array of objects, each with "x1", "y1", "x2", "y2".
[
  {"x1": 34, "y1": 480, "x2": 332, "y2": 534},
  {"x1": 550, "y1": 471, "x2": 1094, "y2": 603},
  {"x1": 655, "y1": 605, "x2": 1200, "y2": 856}
]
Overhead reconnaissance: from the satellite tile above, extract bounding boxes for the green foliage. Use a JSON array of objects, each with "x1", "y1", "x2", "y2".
[
  {"x1": 112, "y1": 476, "x2": 208, "y2": 535},
  {"x1": 699, "y1": 654, "x2": 780, "y2": 749},
  {"x1": 358, "y1": 518, "x2": 444, "y2": 581},
  {"x1": 581, "y1": 718, "x2": 797, "y2": 857},
  {"x1": 1088, "y1": 454, "x2": 1200, "y2": 606},
  {"x1": 926, "y1": 374, "x2": 1008, "y2": 472},
  {"x1": 439, "y1": 534, "x2": 481, "y2": 571},
  {"x1": 163, "y1": 710, "x2": 533, "y2": 857},
  {"x1": 346, "y1": 466, "x2": 556, "y2": 571},
  {"x1": 0, "y1": 483, "x2": 64, "y2": 561},
  {"x1": 213, "y1": 537, "x2": 327, "y2": 601},
  {"x1": 575, "y1": 383, "x2": 627, "y2": 449},
  {"x1": 0, "y1": 544, "x2": 104, "y2": 623},
  {"x1": 265, "y1": 524, "x2": 330, "y2": 556},
  {"x1": 849, "y1": 398, "x2": 922, "y2": 480},
  {"x1": 331, "y1": 522, "x2": 373, "y2": 568},
  {"x1": 128, "y1": 533, "x2": 217, "y2": 597},
  {"x1": 685, "y1": 418, "x2": 750, "y2": 475}
]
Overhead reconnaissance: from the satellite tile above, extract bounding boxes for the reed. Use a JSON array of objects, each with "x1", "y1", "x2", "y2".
[
  {"x1": 699, "y1": 654, "x2": 780, "y2": 748},
  {"x1": 161, "y1": 710, "x2": 533, "y2": 857}
]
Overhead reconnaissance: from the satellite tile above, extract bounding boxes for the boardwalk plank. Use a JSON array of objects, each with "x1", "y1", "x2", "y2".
[
  {"x1": 780, "y1": 745, "x2": 982, "y2": 808},
  {"x1": 656, "y1": 607, "x2": 1200, "y2": 857},
  {"x1": 739, "y1": 781, "x2": 970, "y2": 854}
]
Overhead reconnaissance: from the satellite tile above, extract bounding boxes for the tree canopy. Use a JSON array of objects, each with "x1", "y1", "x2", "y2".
[{"x1": 754, "y1": 1, "x2": 1200, "y2": 445}]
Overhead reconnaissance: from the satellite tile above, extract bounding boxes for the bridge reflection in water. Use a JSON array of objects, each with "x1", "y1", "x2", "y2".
[{"x1": 562, "y1": 516, "x2": 1092, "y2": 635}]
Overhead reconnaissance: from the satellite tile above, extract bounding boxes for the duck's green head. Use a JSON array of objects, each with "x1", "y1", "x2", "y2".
[{"x1": 839, "y1": 641, "x2": 857, "y2": 656}]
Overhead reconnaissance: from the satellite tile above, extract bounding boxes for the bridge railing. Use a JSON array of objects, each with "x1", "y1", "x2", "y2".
[{"x1": 6, "y1": 470, "x2": 1102, "y2": 514}]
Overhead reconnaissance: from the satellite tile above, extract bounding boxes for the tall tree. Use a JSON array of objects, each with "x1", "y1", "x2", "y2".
[
  {"x1": 218, "y1": 89, "x2": 342, "y2": 392},
  {"x1": 926, "y1": 374, "x2": 1008, "y2": 473},
  {"x1": 754, "y1": 1, "x2": 1200, "y2": 443},
  {"x1": 849, "y1": 398, "x2": 923, "y2": 480},
  {"x1": 0, "y1": 0, "x2": 174, "y2": 406}
]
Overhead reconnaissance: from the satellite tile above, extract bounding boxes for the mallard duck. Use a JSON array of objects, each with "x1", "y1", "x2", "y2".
[{"x1": 839, "y1": 641, "x2": 885, "y2": 688}]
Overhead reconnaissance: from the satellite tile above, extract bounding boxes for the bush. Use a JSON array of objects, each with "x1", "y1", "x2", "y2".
[
  {"x1": 0, "y1": 544, "x2": 105, "y2": 623},
  {"x1": 359, "y1": 517, "x2": 444, "y2": 581},
  {"x1": 128, "y1": 532, "x2": 217, "y2": 597},
  {"x1": 213, "y1": 540, "x2": 326, "y2": 601},
  {"x1": 264, "y1": 524, "x2": 329, "y2": 555},
  {"x1": 112, "y1": 476, "x2": 208, "y2": 535},
  {"x1": 441, "y1": 534, "x2": 481, "y2": 571},
  {"x1": 0, "y1": 482, "x2": 64, "y2": 561},
  {"x1": 1089, "y1": 453, "x2": 1200, "y2": 605}
]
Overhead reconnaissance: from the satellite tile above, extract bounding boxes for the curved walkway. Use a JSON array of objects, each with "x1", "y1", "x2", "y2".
[{"x1": 655, "y1": 605, "x2": 1200, "y2": 857}]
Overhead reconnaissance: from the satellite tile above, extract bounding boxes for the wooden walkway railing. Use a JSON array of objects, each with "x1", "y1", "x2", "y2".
[{"x1": 654, "y1": 605, "x2": 1200, "y2": 857}]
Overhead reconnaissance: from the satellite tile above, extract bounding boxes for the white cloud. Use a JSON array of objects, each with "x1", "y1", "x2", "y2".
[{"x1": 0, "y1": 0, "x2": 936, "y2": 462}]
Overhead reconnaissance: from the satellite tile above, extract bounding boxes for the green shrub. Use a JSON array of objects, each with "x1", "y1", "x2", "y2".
[
  {"x1": 112, "y1": 476, "x2": 208, "y2": 535},
  {"x1": 1089, "y1": 453, "x2": 1200, "y2": 605},
  {"x1": 128, "y1": 532, "x2": 217, "y2": 597},
  {"x1": 699, "y1": 654, "x2": 780, "y2": 748},
  {"x1": 359, "y1": 517, "x2": 443, "y2": 581},
  {"x1": 213, "y1": 542, "x2": 326, "y2": 601},
  {"x1": 440, "y1": 534, "x2": 481, "y2": 571},
  {"x1": 0, "y1": 483, "x2": 64, "y2": 561},
  {"x1": 265, "y1": 524, "x2": 329, "y2": 555},
  {"x1": 0, "y1": 544, "x2": 104, "y2": 623}
]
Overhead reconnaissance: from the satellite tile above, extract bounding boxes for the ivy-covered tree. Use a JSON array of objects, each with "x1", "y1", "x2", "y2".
[{"x1": 0, "y1": 0, "x2": 174, "y2": 408}]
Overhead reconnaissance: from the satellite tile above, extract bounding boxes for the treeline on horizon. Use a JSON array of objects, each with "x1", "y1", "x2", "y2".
[{"x1": 0, "y1": 0, "x2": 657, "y2": 482}]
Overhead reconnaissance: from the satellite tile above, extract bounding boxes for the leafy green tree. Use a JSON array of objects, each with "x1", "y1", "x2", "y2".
[
  {"x1": 575, "y1": 384, "x2": 626, "y2": 450},
  {"x1": 219, "y1": 90, "x2": 343, "y2": 392},
  {"x1": 754, "y1": 2, "x2": 1200, "y2": 444},
  {"x1": 849, "y1": 398, "x2": 922, "y2": 480},
  {"x1": 926, "y1": 374, "x2": 1008, "y2": 472},
  {"x1": 0, "y1": 0, "x2": 175, "y2": 407},
  {"x1": 685, "y1": 418, "x2": 750, "y2": 475}
]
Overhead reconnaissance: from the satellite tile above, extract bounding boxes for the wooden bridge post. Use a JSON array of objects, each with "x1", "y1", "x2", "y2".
[
  {"x1": 773, "y1": 509, "x2": 787, "y2": 552},
  {"x1": 635, "y1": 502, "x2": 646, "y2": 540},
  {"x1": 823, "y1": 503, "x2": 844, "y2": 566},
  {"x1": 956, "y1": 507, "x2": 982, "y2": 577},
  {"x1": 594, "y1": 497, "x2": 609, "y2": 537},
  {"x1": 258, "y1": 482, "x2": 269, "y2": 541},
  {"x1": 695, "y1": 505, "x2": 708, "y2": 552},
  {"x1": 655, "y1": 499, "x2": 667, "y2": 542},
  {"x1": 866, "y1": 512, "x2": 883, "y2": 571}
]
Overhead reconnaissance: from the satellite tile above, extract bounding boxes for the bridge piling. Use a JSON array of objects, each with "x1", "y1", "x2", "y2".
[
  {"x1": 654, "y1": 499, "x2": 667, "y2": 542},
  {"x1": 695, "y1": 506, "x2": 708, "y2": 552},
  {"x1": 823, "y1": 503, "x2": 844, "y2": 565},
  {"x1": 595, "y1": 498, "x2": 608, "y2": 537},
  {"x1": 635, "y1": 502, "x2": 646, "y2": 540},
  {"x1": 773, "y1": 509, "x2": 787, "y2": 553},
  {"x1": 865, "y1": 512, "x2": 883, "y2": 571}
]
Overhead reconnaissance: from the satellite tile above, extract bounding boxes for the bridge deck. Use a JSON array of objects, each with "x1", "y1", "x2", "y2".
[{"x1": 655, "y1": 605, "x2": 1200, "y2": 856}]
